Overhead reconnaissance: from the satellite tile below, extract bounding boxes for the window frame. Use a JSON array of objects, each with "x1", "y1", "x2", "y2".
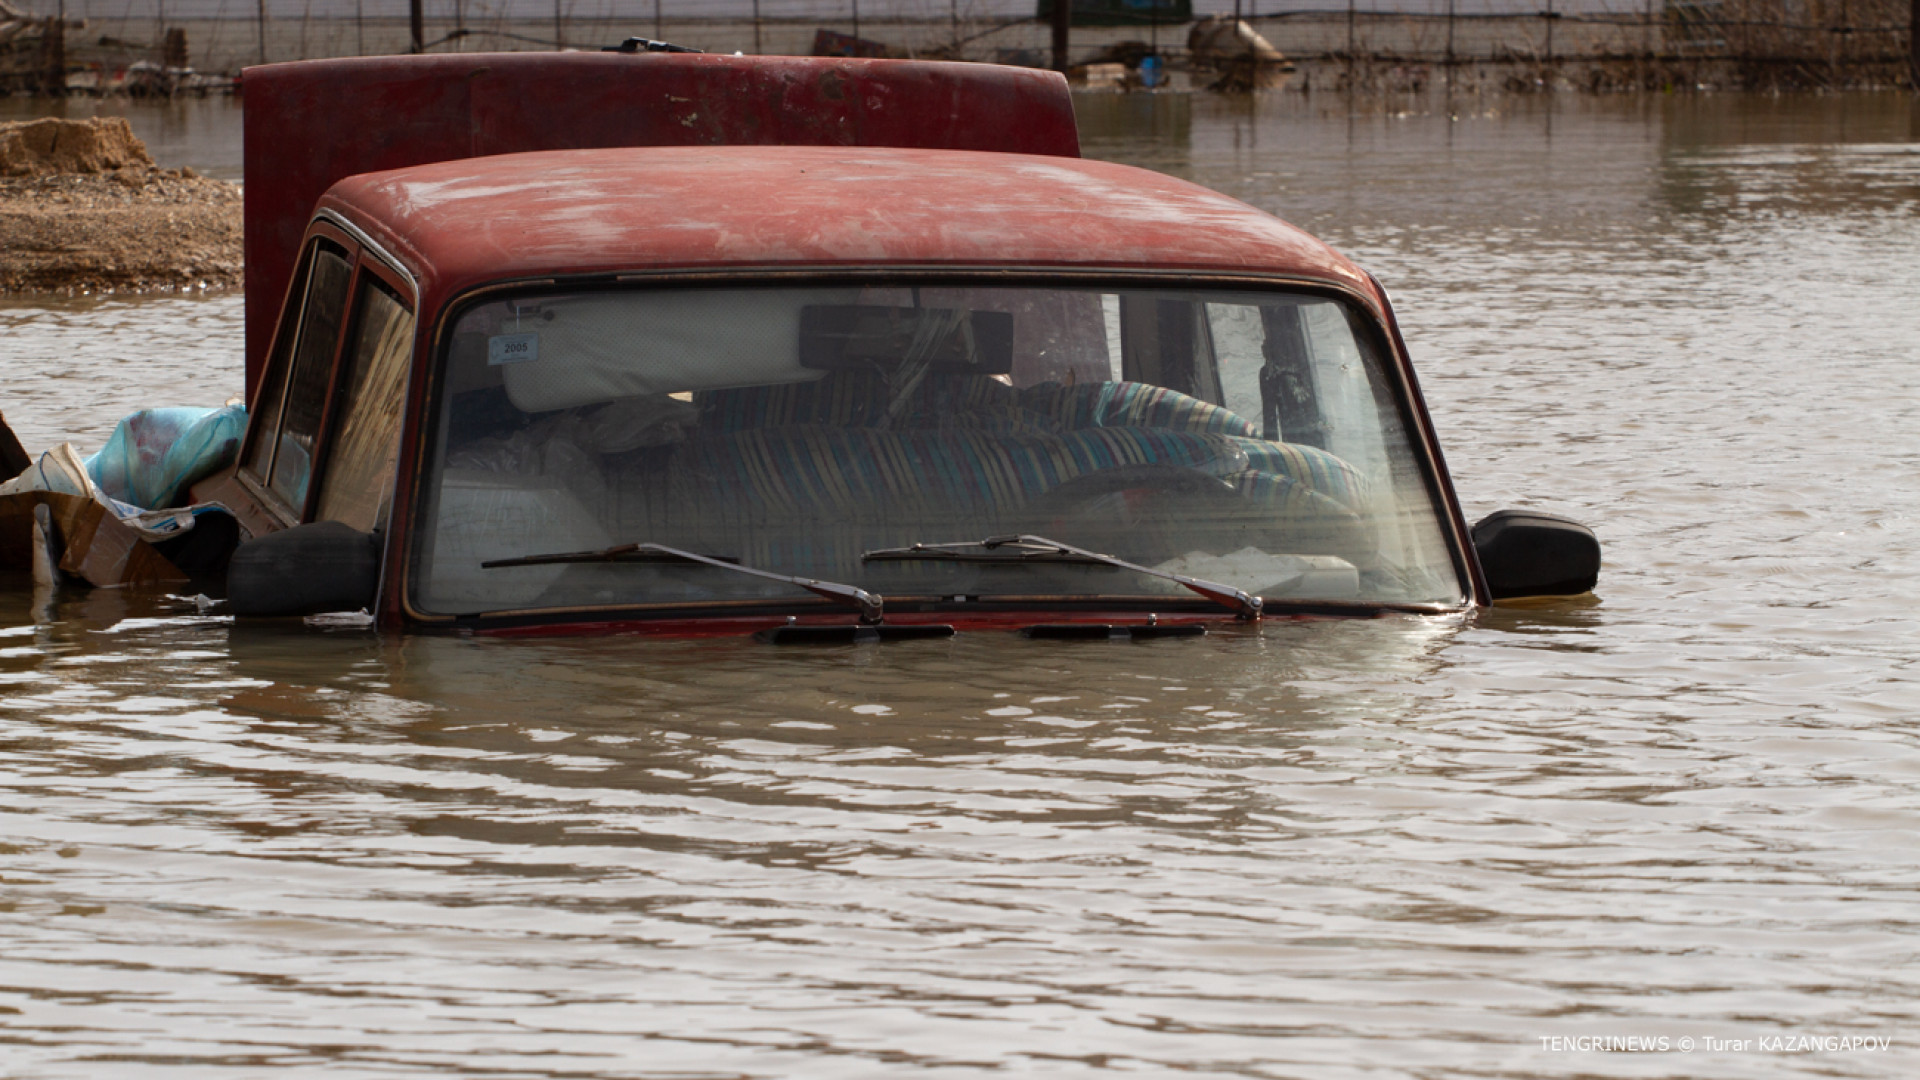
[
  {"x1": 398, "y1": 269, "x2": 1477, "y2": 626},
  {"x1": 235, "y1": 220, "x2": 418, "y2": 529},
  {"x1": 237, "y1": 228, "x2": 350, "y2": 517},
  {"x1": 309, "y1": 266, "x2": 417, "y2": 533}
]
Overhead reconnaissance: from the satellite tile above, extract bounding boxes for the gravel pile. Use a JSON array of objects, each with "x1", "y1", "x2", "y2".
[{"x1": 0, "y1": 118, "x2": 242, "y2": 295}]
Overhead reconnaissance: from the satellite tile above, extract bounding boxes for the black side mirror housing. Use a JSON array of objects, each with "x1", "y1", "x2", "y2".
[
  {"x1": 227, "y1": 521, "x2": 380, "y2": 617},
  {"x1": 1471, "y1": 509, "x2": 1600, "y2": 602}
]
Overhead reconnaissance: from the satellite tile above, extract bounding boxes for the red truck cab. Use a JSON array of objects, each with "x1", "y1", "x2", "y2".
[{"x1": 209, "y1": 50, "x2": 1597, "y2": 637}]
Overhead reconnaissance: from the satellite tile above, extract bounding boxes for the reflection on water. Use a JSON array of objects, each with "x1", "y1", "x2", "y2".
[
  {"x1": 4, "y1": 93, "x2": 1920, "y2": 1077},
  {"x1": 0, "y1": 95, "x2": 245, "y2": 179}
]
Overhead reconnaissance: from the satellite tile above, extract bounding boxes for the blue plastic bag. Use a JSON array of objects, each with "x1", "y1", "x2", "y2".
[
  {"x1": 84, "y1": 405, "x2": 248, "y2": 511},
  {"x1": 1139, "y1": 54, "x2": 1164, "y2": 89}
]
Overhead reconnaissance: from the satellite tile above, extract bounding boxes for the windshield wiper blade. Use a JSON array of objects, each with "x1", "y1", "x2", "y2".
[
  {"x1": 484, "y1": 542, "x2": 884, "y2": 624},
  {"x1": 861, "y1": 534, "x2": 1262, "y2": 621}
]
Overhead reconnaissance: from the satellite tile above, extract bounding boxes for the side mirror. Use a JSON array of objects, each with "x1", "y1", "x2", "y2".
[
  {"x1": 1471, "y1": 510, "x2": 1600, "y2": 602},
  {"x1": 227, "y1": 521, "x2": 380, "y2": 617}
]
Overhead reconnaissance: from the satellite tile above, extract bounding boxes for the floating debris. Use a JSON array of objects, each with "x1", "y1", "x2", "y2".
[{"x1": 1187, "y1": 17, "x2": 1294, "y2": 92}]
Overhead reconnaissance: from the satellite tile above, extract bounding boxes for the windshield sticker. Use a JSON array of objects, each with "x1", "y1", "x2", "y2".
[{"x1": 488, "y1": 333, "x2": 539, "y2": 366}]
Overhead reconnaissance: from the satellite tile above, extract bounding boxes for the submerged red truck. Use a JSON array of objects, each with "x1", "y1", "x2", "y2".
[{"x1": 23, "y1": 48, "x2": 1602, "y2": 638}]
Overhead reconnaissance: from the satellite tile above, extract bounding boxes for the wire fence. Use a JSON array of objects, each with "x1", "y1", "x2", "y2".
[{"x1": 3, "y1": 0, "x2": 1915, "y2": 89}]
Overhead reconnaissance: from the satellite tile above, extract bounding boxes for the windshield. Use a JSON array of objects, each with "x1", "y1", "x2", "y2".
[{"x1": 408, "y1": 282, "x2": 1465, "y2": 618}]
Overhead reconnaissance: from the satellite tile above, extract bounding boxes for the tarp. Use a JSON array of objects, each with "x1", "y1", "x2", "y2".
[
  {"x1": 0, "y1": 405, "x2": 245, "y2": 588},
  {"x1": 82, "y1": 404, "x2": 247, "y2": 511}
]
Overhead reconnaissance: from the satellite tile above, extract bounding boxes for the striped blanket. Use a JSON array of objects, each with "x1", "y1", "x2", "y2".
[{"x1": 589, "y1": 377, "x2": 1371, "y2": 570}]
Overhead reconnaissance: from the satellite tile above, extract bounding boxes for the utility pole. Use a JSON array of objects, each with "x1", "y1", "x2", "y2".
[
  {"x1": 1346, "y1": 0, "x2": 1355, "y2": 88},
  {"x1": 1910, "y1": 0, "x2": 1918, "y2": 90},
  {"x1": 1545, "y1": 0, "x2": 1555, "y2": 73},
  {"x1": 40, "y1": 12, "x2": 64, "y2": 95},
  {"x1": 753, "y1": 0, "x2": 761, "y2": 53},
  {"x1": 411, "y1": 0, "x2": 424, "y2": 53},
  {"x1": 1051, "y1": 0, "x2": 1070, "y2": 72}
]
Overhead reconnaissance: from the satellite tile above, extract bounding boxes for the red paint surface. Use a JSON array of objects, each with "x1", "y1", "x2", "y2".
[
  {"x1": 240, "y1": 52, "x2": 1079, "y2": 396},
  {"x1": 235, "y1": 55, "x2": 1453, "y2": 631},
  {"x1": 322, "y1": 144, "x2": 1382, "y2": 332},
  {"x1": 329, "y1": 146, "x2": 1397, "y2": 629}
]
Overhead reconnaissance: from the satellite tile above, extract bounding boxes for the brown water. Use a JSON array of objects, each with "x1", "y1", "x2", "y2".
[{"x1": 4, "y1": 91, "x2": 1919, "y2": 1078}]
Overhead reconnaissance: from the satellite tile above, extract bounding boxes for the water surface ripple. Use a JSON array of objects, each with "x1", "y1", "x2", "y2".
[{"x1": 3, "y1": 92, "x2": 1918, "y2": 1078}]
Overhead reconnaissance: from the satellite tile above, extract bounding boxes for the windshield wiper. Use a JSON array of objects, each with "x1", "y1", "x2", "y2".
[
  {"x1": 861, "y1": 534, "x2": 1263, "y2": 621},
  {"x1": 483, "y1": 542, "x2": 884, "y2": 624}
]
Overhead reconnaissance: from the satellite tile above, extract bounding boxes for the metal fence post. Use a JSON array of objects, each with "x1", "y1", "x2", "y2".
[
  {"x1": 1545, "y1": 0, "x2": 1556, "y2": 71},
  {"x1": 1052, "y1": 0, "x2": 1071, "y2": 72},
  {"x1": 1911, "y1": 0, "x2": 1919, "y2": 90},
  {"x1": 40, "y1": 14, "x2": 65, "y2": 94},
  {"x1": 1346, "y1": 0, "x2": 1355, "y2": 87}
]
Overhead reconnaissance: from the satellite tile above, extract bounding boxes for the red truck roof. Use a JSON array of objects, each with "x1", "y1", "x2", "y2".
[
  {"x1": 240, "y1": 52, "x2": 1080, "y2": 396},
  {"x1": 321, "y1": 144, "x2": 1378, "y2": 326}
]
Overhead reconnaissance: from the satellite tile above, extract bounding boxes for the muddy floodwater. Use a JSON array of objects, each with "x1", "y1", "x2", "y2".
[{"x1": 4, "y1": 91, "x2": 1920, "y2": 1077}]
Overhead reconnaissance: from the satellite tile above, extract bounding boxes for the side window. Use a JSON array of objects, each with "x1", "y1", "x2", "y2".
[
  {"x1": 314, "y1": 277, "x2": 414, "y2": 532},
  {"x1": 265, "y1": 244, "x2": 354, "y2": 511},
  {"x1": 241, "y1": 243, "x2": 321, "y2": 483}
]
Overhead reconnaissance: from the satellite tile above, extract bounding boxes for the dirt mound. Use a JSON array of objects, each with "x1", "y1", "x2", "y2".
[
  {"x1": 0, "y1": 117, "x2": 157, "y2": 178},
  {"x1": 0, "y1": 117, "x2": 238, "y2": 294}
]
